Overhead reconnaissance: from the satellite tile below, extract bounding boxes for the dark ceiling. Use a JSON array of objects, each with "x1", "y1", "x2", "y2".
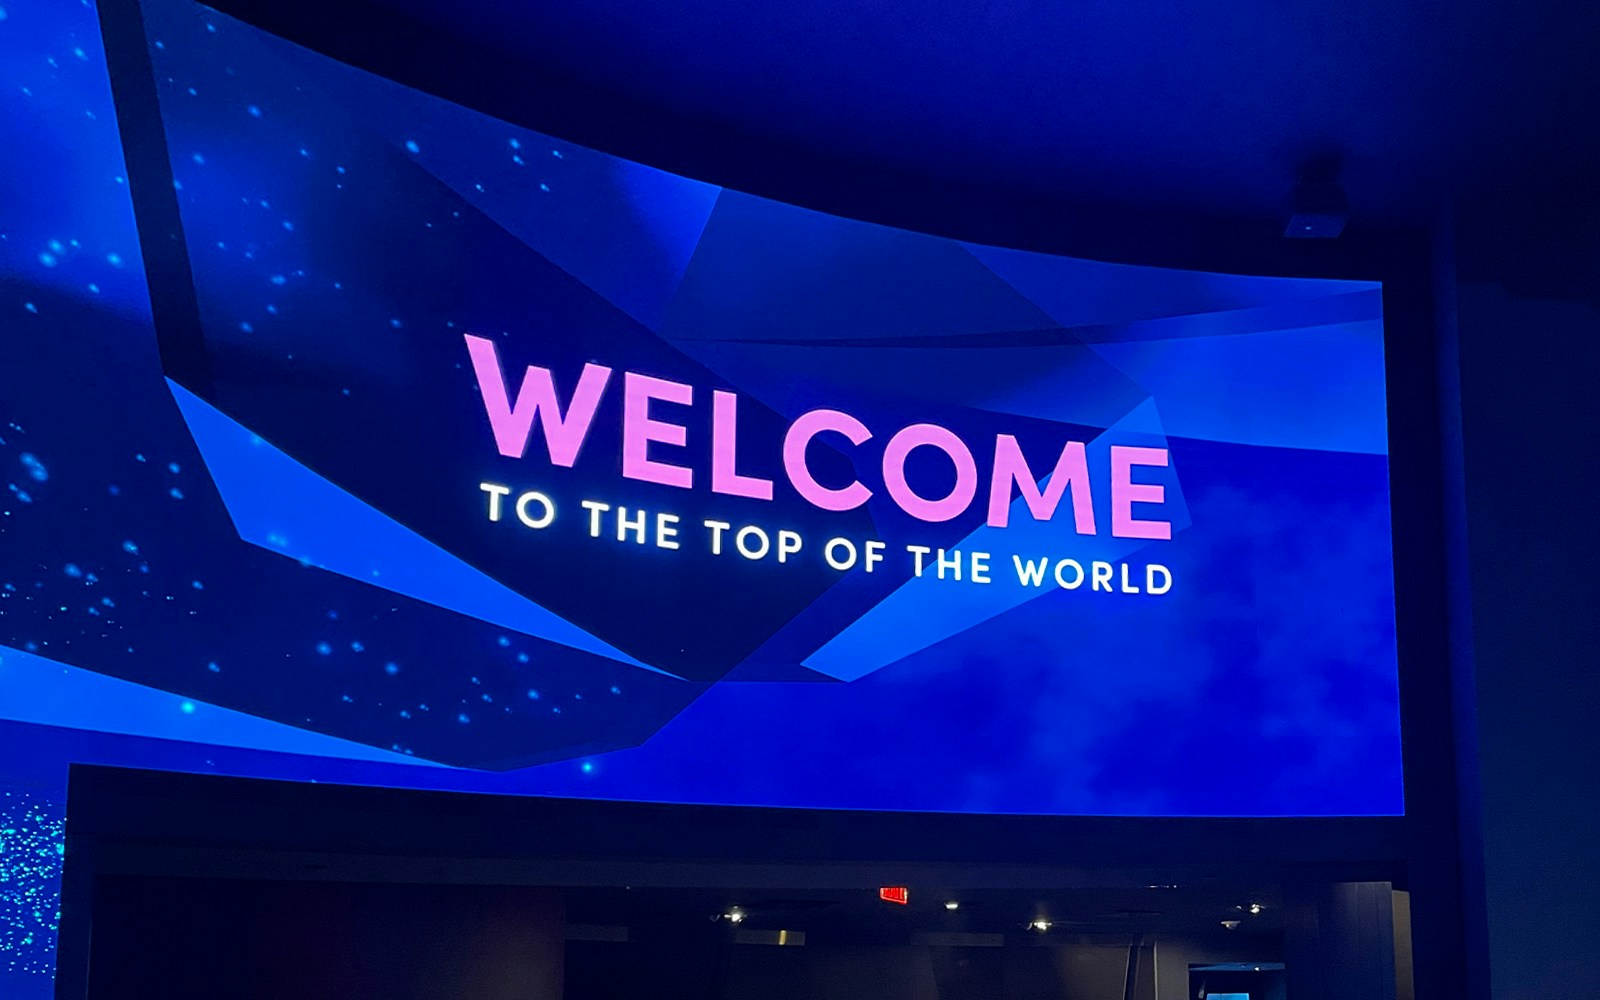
[{"x1": 349, "y1": 0, "x2": 1600, "y2": 224}]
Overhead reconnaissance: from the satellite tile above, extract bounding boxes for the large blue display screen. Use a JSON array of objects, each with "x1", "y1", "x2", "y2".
[
  {"x1": 4, "y1": 0, "x2": 1404, "y2": 815},
  {"x1": 0, "y1": 1, "x2": 1400, "y2": 987}
]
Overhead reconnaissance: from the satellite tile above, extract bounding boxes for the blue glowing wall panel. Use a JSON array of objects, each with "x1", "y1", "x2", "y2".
[{"x1": 0, "y1": 0, "x2": 1402, "y2": 993}]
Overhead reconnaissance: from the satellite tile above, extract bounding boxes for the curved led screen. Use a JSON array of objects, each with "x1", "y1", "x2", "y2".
[
  {"x1": 5, "y1": 0, "x2": 1403, "y2": 817},
  {"x1": 0, "y1": 2, "x2": 1403, "y2": 988}
]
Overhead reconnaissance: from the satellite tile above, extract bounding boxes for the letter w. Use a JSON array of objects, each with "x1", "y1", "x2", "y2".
[
  {"x1": 1013, "y1": 556, "x2": 1049, "y2": 587},
  {"x1": 464, "y1": 334, "x2": 611, "y2": 465}
]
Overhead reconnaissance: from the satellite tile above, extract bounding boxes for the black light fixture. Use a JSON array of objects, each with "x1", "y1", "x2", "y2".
[{"x1": 1284, "y1": 158, "x2": 1349, "y2": 239}]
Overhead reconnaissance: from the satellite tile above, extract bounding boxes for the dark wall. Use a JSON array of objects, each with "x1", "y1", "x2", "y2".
[
  {"x1": 88, "y1": 878, "x2": 564, "y2": 1000},
  {"x1": 579, "y1": 939, "x2": 1146, "y2": 1000},
  {"x1": 1282, "y1": 882, "x2": 1397, "y2": 1000},
  {"x1": 1452, "y1": 194, "x2": 1600, "y2": 1000},
  {"x1": 1155, "y1": 937, "x2": 1287, "y2": 1000},
  {"x1": 724, "y1": 945, "x2": 937, "y2": 1000},
  {"x1": 743, "y1": 942, "x2": 1149, "y2": 1000}
]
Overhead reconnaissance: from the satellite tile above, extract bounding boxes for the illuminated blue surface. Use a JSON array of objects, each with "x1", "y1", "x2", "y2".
[{"x1": 0, "y1": 1, "x2": 1402, "y2": 994}]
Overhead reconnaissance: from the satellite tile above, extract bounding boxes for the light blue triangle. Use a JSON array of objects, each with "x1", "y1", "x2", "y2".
[
  {"x1": 803, "y1": 399, "x2": 1187, "y2": 681},
  {"x1": 0, "y1": 645, "x2": 439, "y2": 765},
  {"x1": 167, "y1": 380, "x2": 672, "y2": 677}
]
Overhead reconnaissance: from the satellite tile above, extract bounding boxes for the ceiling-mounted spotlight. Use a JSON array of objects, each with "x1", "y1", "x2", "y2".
[
  {"x1": 1248, "y1": 903, "x2": 1263, "y2": 915},
  {"x1": 944, "y1": 901, "x2": 961, "y2": 912},
  {"x1": 1221, "y1": 919, "x2": 1242, "y2": 931},
  {"x1": 1029, "y1": 919, "x2": 1052, "y2": 932},
  {"x1": 724, "y1": 907, "x2": 747, "y2": 924}
]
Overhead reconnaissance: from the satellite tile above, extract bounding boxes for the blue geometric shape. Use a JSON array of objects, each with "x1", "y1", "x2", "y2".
[
  {"x1": 403, "y1": 149, "x2": 721, "y2": 330},
  {"x1": 670, "y1": 337, "x2": 1148, "y2": 433},
  {"x1": 0, "y1": 645, "x2": 439, "y2": 765},
  {"x1": 612, "y1": 160, "x2": 724, "y2": 320},
  {"x1": 963, "y1": 241, "x2": 1380, "y2": 331},
  {"x1": 658, "y1": 189, "x2": 1061, "y2": 343},
  {"x1": 1039, "y1": 289, "x2": 1385, "y2": 345},
  {"x1": 1087, "y1": 322, "x2": 1389, "y2": 454},
  {"x1": 161, "y1": 7, "x2": 722, "y2": 333},
  {"x1": 804, "y1": 399, "x2": 1189, "y2": 681},
  {"x1": 166, "y1": 379, "x2": 674, "y2": 677}
]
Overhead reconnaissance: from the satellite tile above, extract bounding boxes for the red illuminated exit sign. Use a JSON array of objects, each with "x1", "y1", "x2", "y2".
[{"x1": 879, "y1": 887, "x2": 909, "y2": 905}]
